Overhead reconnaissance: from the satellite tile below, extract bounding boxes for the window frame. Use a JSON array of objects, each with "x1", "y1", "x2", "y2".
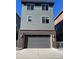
[
  {"x1": 42, "y1": 17, "x2": 50, "y2": 24},
  {"x1": 46, "y1": 17, "x2": 49, "y2": 23},
  {"x1": 42, "y1": 17, "x2": 46, "y2": 23},
  {"x1": 41, "y1": 4, "x2": 49, "y2": 11},
  {"x1": 27, "y1": 16, "x2": 32, "y2": 22},
  {"x1": 27, "y1": 4, "x2": 34, "y2": 10}
]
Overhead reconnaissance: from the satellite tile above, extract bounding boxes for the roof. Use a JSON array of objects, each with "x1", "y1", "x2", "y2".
[
  {"x1": 22, "y1": 0, "x2": 53, "y2": 3},
  {"x1": 54, "y1": 11, "x2": 63, "y2": 25},
  {"x1": 54, "y1": 11, "x2": 63, "y2": 21}
]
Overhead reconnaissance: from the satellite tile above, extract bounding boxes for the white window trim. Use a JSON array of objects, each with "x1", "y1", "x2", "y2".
[
  {"x1": 27, "y1": 4, "x2": 35, "y2": 10},
  {"x1": 41, "y1": 16, "x2": 50, "y2": 24},
  {"x1": 46, "y1": 17, "x2": 50, "y2": 23},
  {"x1": 41, "y1": 4, "x2": 49, "y2": 11},
  {"x1": 27, "y1": 16, "x2": 32, "y2": 22},
  {"x1": 41, "y1": 16, "x2": 45, "y2": 24}
]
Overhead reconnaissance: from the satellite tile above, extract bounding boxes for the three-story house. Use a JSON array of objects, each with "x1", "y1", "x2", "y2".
[{"x1": 17, "y1": 0, "x2": 56, "y2": 49}]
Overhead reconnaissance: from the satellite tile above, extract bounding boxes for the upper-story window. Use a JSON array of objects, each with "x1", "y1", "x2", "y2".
[
  {"x1": 27, "y1": 4, "x2": 34, "y2": 10},
  {"x1": 42, "y1": 17, "x2": 49, "y2": 24},
  {"x1": 28, "y1": 16, "x2": 32, "y2": 22},
  {"x1": 42, "y1": 4, "x2": 48, "y2": 11},
  {"x1": 42, "y1": 17, "x2": 46, "y2": 23},
  {"x1": 46, "y1": 17, "x2": 49, "y2": 23}
]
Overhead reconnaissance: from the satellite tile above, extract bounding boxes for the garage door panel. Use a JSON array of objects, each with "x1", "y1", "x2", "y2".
[{"x1": 27, "y1": 37, "x2": 50, "y2": 48}]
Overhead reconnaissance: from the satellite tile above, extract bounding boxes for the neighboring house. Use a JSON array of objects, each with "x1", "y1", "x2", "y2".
[
  {"x1": 16, "y1": 13, "x2": 21, "y2": 40},
  {"x1": 54, "y1": 11, "x2": 63, "y2": 48},
  {"x1": 17, "y1": 0, "x2": 56, "y2": 49}
]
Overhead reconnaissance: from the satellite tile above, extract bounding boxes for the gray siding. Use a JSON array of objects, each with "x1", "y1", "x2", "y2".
[{"x1": 20, "y1": 4, "x2": 54, "y2": 30}]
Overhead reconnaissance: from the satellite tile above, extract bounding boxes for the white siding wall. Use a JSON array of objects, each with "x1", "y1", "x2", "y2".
[{"x1": 20, "y1": 4, "x2": 54, "y2": 30}]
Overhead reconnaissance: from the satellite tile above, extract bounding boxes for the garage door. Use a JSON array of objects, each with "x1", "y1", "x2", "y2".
[{"x1": 24, "y1": 35, "x2": 50, "y2": 48}]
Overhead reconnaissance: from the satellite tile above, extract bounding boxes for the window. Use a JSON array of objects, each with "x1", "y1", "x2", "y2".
[
  {"x1": 42, "y1": 17, "x2": 49, "y2": 24},
  {"x1": 46, "y1": 17, "x2": 49, "y2": 23},
  {"x1": 27, "y1": 4, "x2": 30, "y2": 10},
  {"x1": 42, "y1": 4, "x2": 48, "y2": 11},
  {"x1": 28, "y1": 16, "x2": 32, "y2": 22},
  {"x1": 27, "y1": 4, "x2": 34, "y2": 10},
  {"x1": 42, "y1": 17, "x2": 45, "y2": 23}
]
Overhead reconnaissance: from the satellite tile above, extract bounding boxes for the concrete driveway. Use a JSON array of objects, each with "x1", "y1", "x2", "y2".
[{"x1": 16, "y1": 48, "x2": 63, "y2": 59}]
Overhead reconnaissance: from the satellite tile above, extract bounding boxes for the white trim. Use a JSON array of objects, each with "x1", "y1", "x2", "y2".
[
  {"x1": 27, "y1": 3, "x2": 35, "y2": 10},
  {"x1": 53, "y1": 35, "x2": 55, "y2": 42},
  {"x1": 50, "y1": 34, "x2": 53, "y2": 48},
  {"x1": 27, "y1": 15, "x2": 32, "y2": 22},
  {"x1": 41, "y1": 16, "x2": 50, "y2": 24},
  {"x1": 41, "y1": 4, "x2": 49, "y2": 11}
]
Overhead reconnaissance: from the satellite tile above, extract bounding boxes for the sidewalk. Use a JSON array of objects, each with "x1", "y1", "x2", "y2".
[{"x1": 16, "y1": 48, "x2": 63, "y2": 59}]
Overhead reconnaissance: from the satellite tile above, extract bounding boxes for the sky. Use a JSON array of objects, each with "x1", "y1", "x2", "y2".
[{"x1": 16, "y1": 0, "x2": 63, "y2": 18}]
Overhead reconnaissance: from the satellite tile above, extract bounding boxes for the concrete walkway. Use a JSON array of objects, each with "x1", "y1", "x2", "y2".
[{"x1": 16, "y1": 48, "x2": 63, "y2": 59}]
